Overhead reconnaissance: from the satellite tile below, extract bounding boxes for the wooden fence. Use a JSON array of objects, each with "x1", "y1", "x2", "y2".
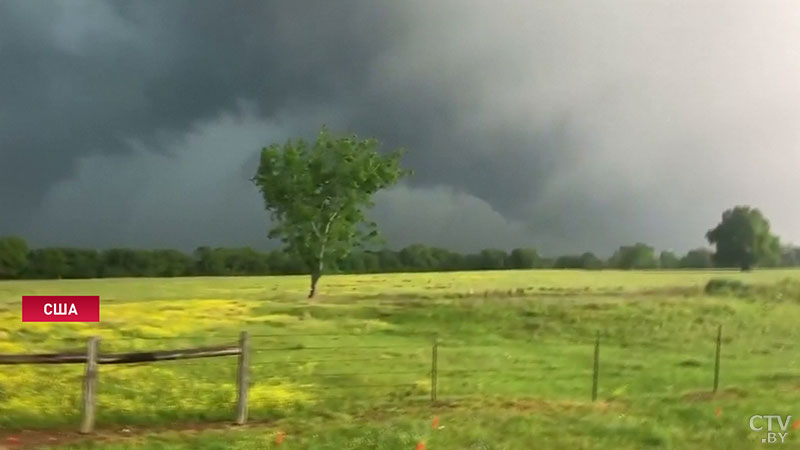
[
  {"x1": 0, "y1": 331, "x2": 251, "y2": 434},
  {"x1": 0, "y1": 326, "x2": 728, "y2": 434}
]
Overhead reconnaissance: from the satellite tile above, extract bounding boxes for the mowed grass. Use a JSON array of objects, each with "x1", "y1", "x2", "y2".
[{"x1": 0, "y1": 269, "x2": 800, "y2": 449}]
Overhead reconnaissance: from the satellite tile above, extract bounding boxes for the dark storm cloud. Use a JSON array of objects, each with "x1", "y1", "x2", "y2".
[
  {"x1": 0, "y1": 1, "x2": 399, "y2": 213},
  {"x1": 2, "y1": 0, "x2": 559, "y2": 247},
  {"x1": 2, "y1": 0, "x2": 799, "y2": 254}
]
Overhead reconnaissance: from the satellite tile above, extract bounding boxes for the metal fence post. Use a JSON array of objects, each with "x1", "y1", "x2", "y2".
[
  {"x1": 431, "y1": 334, "x2": 439, "y2": 403},
  {"x1": 591, "y1": 331, "x2": 600, "y2": 402},
  {"x1": 713, "y1": 325, "x2": 722, "y2": 393}
]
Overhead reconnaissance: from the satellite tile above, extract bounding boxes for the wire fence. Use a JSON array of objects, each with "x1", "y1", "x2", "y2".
[{"x1": 1, "y1": 326, "x2": 799, "y2": 432}]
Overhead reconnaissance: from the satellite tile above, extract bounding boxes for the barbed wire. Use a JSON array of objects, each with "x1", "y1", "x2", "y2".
[
  {"x1": 251, "y1": 370, "x2": 425, "y2": 378},
  {"x1": 250, "y1": 332, "x2": 433, "y2": 339},
  {"x1": 250, "y1": 358, "x2": 430, "y2": 371},
  {"x1": 285, "y1": 393, "x2": 430, "y2": 403},
  {"x1": 295, "y1": 382, "x2": 418, "y2": 390},
  {"x1": 248, "y1": 357, "x2": 416, "y2": 366},
  {"x1": 251, "y1": 344, "x2": 423, "y2": 354}
]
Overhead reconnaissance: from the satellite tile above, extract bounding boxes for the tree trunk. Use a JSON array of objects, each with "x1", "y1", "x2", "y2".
[
  {"x1": 308, "y1": 270, "x2": 321, "y2": 298},
  {"x1": 308, "y1": 244, "x2": 326, "y2": 298}
]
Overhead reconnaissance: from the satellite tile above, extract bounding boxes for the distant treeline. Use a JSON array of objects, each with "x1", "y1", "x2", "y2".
[{"x1": 0, "y1": 237, "x2": 799, "y2": 280}]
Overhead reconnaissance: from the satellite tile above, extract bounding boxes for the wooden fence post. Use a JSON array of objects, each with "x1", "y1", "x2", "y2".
[
  {"x1": 235, "y1": 331, "x2": 250, "y2": 425},
  {"x1": 591, "y1": 331, "x2": 600, "y2": 402},
  {"x1": 80, "y1": 336, "x2": 99, "y2": 434},
  {"x1": 431, "y1": 334, "x2": 439, "y2": 403},
  {"x1": 713, "y1": 325, "x2": 722, "y2": 393}
]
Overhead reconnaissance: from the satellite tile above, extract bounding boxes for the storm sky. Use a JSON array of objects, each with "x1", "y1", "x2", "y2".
[{"x1": 1, "y1": 1, "x2": 799, "y2": 256}]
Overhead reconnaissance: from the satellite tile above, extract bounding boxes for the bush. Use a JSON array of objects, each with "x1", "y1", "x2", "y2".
[
  {"x1": 704, "y1": 278, "x2": 750, "y2": 296},
  {"x1": 762, "y1": 278, "x2": 800, "y2": 302}
]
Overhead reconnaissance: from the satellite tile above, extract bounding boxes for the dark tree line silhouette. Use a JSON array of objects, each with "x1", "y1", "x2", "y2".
[{"x1": 0, "y1": 237, "x2": 798, "y2": 280}]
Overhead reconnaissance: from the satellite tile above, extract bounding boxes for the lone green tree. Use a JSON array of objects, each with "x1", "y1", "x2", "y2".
[
  {"x1": 252, "y1": 127, "x2": 410, "y2": 298},
  {"x1": 705, "y1": 206, "x2": 781, "y2": 271}
]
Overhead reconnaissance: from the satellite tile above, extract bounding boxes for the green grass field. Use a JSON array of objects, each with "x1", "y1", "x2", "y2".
[{"x1": 1, "y1": 269, "x2": 800, "y2": 449}]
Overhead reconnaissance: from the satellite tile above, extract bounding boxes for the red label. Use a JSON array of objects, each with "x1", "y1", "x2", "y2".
[{"x1": 22, "y1": 296, "x2": 100, "y2": 322}]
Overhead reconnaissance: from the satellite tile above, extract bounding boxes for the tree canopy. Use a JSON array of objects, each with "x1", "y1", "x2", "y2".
[
  {"x1": 2, "y1": 238, "x2": 800, "y2": 281},
  {"x1": 252, "y1": 126, "x2": 410, "y2": 297},
  {"x1": 507, "y1": 248, "x2": 540, "y2": 269},
  {"x1": 659, "y1": 251, "x2": 680, "y2": 269},
  {"x1": 706, "y1": 206, "x2": 781, "y2": 271},
  {"x1": 608, "y1": 243, "x2": 658, "y2": 269},
  {"x1": 679, "y1": 248, "x2": 714, "y2": 269},
  {"x1": 0, "y1": 236, "x2": 28, "y2": 279}
]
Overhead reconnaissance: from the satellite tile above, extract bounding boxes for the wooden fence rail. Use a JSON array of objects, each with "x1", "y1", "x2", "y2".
[
  {"x1": 0, "y1": 332, "x2": 250, "y2": 434},
  {"x1": 0, "y1": 345, "x2": 241, "y2": 365}
]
